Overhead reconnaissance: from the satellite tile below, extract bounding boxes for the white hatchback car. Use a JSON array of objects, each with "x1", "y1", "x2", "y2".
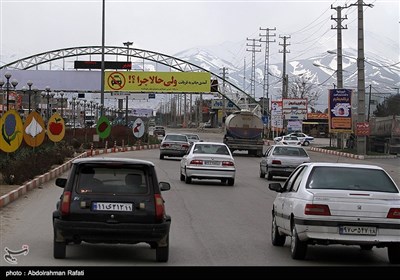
[
  {"x1": 180, "y1": 142, "x2": 235, "y2": 186},
  {"x1": 268, "y1": 162, "x2": 400, "y2": 264}
]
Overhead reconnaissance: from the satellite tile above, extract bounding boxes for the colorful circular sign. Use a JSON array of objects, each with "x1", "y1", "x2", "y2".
[
  {"x1": 107, "y1": 71, "x2": 126, "y2": 90},
  {"x1": 23, "y1": 111, "x2": 46, "y2": 147},
  {"x1": 47, "y1": 113, "x2": 65, "y2": 142},
  {"x1": 96, "y1": 116, "x2": 111, "y2": 139},
  {"x1": 0, "y1": 110, "x2": 24, "y2": 153},
  {"x1": 132, "y1": 118, "x2": 145, "y2": 138}
]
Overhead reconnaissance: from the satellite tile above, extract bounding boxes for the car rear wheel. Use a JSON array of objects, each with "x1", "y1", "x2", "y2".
[
  {"x1": 271, "y1": 214, "x2": 286, "y2": 246},
  {"x1": 259, "y1": 167, "x2": 265, "y2": 178},
  {"x1": 302, "y1": 141, "x2": 310, "y2": 146},
  {"x1": 290, "y1": 225, "x2": 307, "y2": 260},
  {"x1": 221, "y1": 179, "x2": 227, "y2": 185},
  {"x1": 388, "y1": 244, "x2": 400, "y2": 264},
  {"x1": 53, "y1": 240, "x2": 66, "y2": 259},
  {"x1": 185, "y1": 172, "x2": 192, "y2": 184},
  {"x1": 180, "y1": 172, "x2": 185, "y2": 181},
  {"x1": 266, "y1": 168, "x2": 273, "y2": 180},
  {"x1": 227, "y1": 178, "x2": 235, "y2": 186},
  {"x1": 53, "y1": 229, "x2": 66, "y2": 259},
  {"x1": 160, "y1": 154, "x2": 164, "y2": 160},
  {"x1": 156, "y1": 235, "x2": 169, "y2": 262}
]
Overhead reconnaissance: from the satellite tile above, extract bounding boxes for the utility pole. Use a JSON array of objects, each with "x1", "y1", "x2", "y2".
[
  {"x1": 260, "y1": 27, "x2": 276, "y2": 136},
  {"x1": 123, "y1": 41, "x2": 133, "y2": 127},
  {"x1": 279, "y1": 35, "x2": 290, "y2": 99},
  {"x1": 331, "y1": 5, "x2": 348, "y2": 149},
  {"x1": 220, "y1": 67, "x2": 228, "y2": 126},
  {"x1": 246, "y1": 38, "x2": 262, "y2": 101},
  {"x1": 349, "y1": 0, "x2": 373, "y2": 155}
]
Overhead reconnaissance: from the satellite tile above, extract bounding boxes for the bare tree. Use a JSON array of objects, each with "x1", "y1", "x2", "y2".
[{"x1": 288, "y1": 75, "x2": 322, "y2": 112}]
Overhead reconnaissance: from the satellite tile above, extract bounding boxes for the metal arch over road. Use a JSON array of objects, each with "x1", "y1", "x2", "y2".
[{"x1": 0, "y1": 46, "x2": 261, "y2": 110}]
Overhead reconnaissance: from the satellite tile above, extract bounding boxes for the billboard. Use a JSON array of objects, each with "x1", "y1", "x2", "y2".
[
  {"x1": 104, "y1": 71, "x2": 211, "y2": 93},
  {"x1": 328, "y1": 89, "x2": 352, "y2": 133}
]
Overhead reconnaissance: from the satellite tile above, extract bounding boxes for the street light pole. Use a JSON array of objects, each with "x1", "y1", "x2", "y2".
[
  {"x1": 5, "y1": 72, "x2": 11, "y2": 111},
  {"x1": 59, "y1": 91, "x2": 64, "y2": 118}
]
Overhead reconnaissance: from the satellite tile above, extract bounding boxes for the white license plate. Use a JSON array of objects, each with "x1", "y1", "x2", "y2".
[
  {"x1": 339, "y1": 225, "x2": 377, "y2": 236},
  {"x1": 205, "y1": 161, "x2": 220, "y2": 165},
  {"x1": 92, "y1": 202, "x2": 133, "y2": 212},
  {"x1": 172, "y1": 144, "x2": 181, "y2": 149}
]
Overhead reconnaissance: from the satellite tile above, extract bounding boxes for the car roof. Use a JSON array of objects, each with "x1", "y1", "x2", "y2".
[
  {"x1": 72, "y1": 157, "x2": 155, "y2": 167},
  {"x1": 302, "y1": 162, "x2": 384, "y2": 170}
]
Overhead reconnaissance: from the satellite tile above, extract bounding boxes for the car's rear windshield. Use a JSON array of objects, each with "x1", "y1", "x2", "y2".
[
  {"x1": 76, "y1": 164, "x2": 150, "y2": 195},
  {"x1": 165, "y1": 134, "x2": 187, "y2": 142},
  {"x1": 307, "y1": 166, "x2": 399, "y2": 193},
  {"x1": 193, "y1": 144, "x2": 230, "y2": 155},
  {"x1": 272, "y1": 147, "x2": 308, "y2": 157}
]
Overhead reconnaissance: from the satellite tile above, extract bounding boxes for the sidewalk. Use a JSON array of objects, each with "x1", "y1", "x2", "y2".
[{"x1": 0, "y1": 144, "x2": 160, "y2": 209}]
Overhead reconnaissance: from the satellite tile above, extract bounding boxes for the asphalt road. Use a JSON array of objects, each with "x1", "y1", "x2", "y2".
[{"x1": 0, "y1": 130, "x2": 399, "y2": 267}]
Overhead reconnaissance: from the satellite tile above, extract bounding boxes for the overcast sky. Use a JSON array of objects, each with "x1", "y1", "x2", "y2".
[{"x1": 0, "y1": 0, "x2": 399, "y2": 65}]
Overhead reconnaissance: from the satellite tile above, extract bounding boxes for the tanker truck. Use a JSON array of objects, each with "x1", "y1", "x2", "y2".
[{"x1": 223, "y1": 109, "x2": 264, "y2": 157}]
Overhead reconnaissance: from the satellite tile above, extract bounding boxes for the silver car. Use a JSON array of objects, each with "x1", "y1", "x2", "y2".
[
  {"x1": 180, "y1": 142, "x2": 236, "y2": 186},
  {"x1": 259, "y1": 145, "x2": 310, "y2": 180},
  {"x1": 268, "y1": 162, "x2": 400, "y2": 263},
  {"x1": 159, "y1": 133, "x2": 190, "y2": 159}
]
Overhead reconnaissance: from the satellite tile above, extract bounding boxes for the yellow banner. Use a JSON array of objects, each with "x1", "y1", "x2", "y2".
[{"x1": 104, "y1": 71, "x2": 211, "y2": 92}]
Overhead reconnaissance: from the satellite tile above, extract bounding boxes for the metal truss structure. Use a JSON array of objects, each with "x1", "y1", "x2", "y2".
[{"x1": 0, "y1": 46, "x2": 260, "y2": 111}]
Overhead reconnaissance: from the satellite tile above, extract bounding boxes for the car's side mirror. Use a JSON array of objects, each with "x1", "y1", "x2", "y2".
[
  {"x1": 268, "y1": 183, "x2": 284, "y2": 192},
  {"x1": 55, "y1": 178, "x2": 67, "y2": 188},
  {"x1": 159, "y1": 182, "x2": 171, "y2": 191}
]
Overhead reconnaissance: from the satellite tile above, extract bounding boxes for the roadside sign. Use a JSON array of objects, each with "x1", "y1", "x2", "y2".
[{"x1": 132, "y1": 118, "x2": 145, "y2": 138}]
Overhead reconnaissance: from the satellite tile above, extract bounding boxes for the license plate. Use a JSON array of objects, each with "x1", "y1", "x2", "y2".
[
  {"x1": 172, "y1": 144, "x2": 181, "y2": 149},
  {"x1": 92, "y1": 202, "x2": 133, "y2": 212},
  {"x1": 205, "y1": 161, "x2": 220, "y2": 165},
  {"x1": 339, "y1": 225, "x2": 377, "y2": 236}
]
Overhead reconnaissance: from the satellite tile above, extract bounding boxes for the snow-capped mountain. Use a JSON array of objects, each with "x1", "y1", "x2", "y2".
[{"x1": 171, "y1": 42, "x2": 399, "y2": 111}]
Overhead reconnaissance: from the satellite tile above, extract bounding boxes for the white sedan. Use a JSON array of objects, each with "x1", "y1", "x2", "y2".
[
  {"x1": 274, "y1": 133, "x2": 314, "y2": 146},
  {"x1": 275, "y1": 136, "x2": 302, "y2": 146},
  {"x1": 268, "y1": 162, "x2": 400, "y2": 264},
  {"x1": 180, "y1": 142, "x2": 236, "y2": 186}
]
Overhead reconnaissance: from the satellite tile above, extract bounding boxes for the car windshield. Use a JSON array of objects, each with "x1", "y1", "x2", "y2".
[
  {"x1": 186, "y1": 135, "x2": 199, "y2": 140},
  {"x1": 272, "y1": 147, "x2": 308, "y2": 157},
  {"x1": 77, "y1": 165, "x2": 149, "y2": 195},
  {"x1": 307, "y1": 166, "x2": 399, "y2": 193},
  {"x1": 193, "y1": 144, "x2": 230, "y2": 155},
  {"x1": 165, "y1": 134, "x2": 187, "y2": 142}
]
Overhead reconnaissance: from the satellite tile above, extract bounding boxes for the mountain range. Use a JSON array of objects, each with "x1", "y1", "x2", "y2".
[{"x1": 173, "y1": 40, "x2": 400, "y2": 112}]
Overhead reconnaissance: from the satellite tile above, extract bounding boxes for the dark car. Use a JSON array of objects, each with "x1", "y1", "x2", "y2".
[{"x1": 52, "y1": 157, "x2": 171, "y2": 262}]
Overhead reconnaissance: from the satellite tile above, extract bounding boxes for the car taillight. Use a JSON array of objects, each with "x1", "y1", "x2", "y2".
[
  {"x1": 190, "y1": 159, "x2": 203, "y2": 165},
  {"x1": 161, "y1": 143, "x2": 170, "y2": 147},
  {"x1": 182, "y1": 144, "x2": 189, "y2": 148},
  {"x1": 222, "y1": 161, "x2": 234, "y2": 166},
  {"x1": 272, "y1": 160, "x2": 281, "y2": 164},
  {"x1": 154, "y1": 194, "x2": 165, "y2": 221},
  {"x1": 387, "y1": 208, "x2": 400, "y2": 219},
  {"x1": 61, "y1": 191, "x2": 71, "y2": 216},
  {"x1": 304, "y1": 204, "x2": 331, "y2": 216}
]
